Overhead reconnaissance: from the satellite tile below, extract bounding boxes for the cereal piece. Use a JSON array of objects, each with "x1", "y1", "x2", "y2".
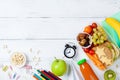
[
  {"x1": 9, "y1": 66, "x2": 13, "y2": 71},
  {"x1": 30, "y1": 48, "x2": 32, "y2": 53},
  {"x1": 0, "y1": 64, "x2": 3, "y2": 68},
  {"x1": 2, "y1": 65, "x2": 8, "y2": 72},
  {"x1": 24, "y1": 65, "x2": 32, "y2": 70},
  {"x1": 3, "y1": 44, "x2": 8, "y2": 49},
  {"x1": 8, "y1": 50, "x2": 11, "y2": 54},
  {"x1": 16, "y1": 75, "x2": 21, "y2": 80},
  {"x1": 13, "y1": 73, "x2": 17, "y2": 79},
  {"x1": 8, "y1": 72, "x2": 12, "y2": 79},
  {"x1": 37, "y1": 50, "x2": 40, "y2": 54}
]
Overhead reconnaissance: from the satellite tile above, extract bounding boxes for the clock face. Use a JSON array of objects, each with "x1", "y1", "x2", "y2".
[{"x1": 64, "y1": 47, "x2": 75, "y2": 58}]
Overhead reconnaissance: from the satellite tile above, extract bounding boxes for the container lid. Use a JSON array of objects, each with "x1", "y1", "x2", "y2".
[{"x1": 77, "y1": 59, "x2": 86, "y2": 65}]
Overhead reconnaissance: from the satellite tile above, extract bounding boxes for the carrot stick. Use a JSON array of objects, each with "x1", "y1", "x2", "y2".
[{"x1": 86, "y1": 53, "x2": 106, "y2": 70}]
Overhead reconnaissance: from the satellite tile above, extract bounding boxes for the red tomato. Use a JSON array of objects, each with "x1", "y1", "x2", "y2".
[
  {"x1": 91, "y1": 23, "x2": 97, "y2": 28},
  {"x1": 83, "y1": 48, "x2": 90, "y2": 53},
  {"x1": 89, "y1": 50, "x2": 95, "y2": 55},
  {"x1": 84, "y1": 26, "x2": 93, "y2": 34}
]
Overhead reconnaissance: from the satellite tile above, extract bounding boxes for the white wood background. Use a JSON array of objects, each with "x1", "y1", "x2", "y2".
[{"x1": 0, "y1": 0, "x2": 120, "y2": 80}]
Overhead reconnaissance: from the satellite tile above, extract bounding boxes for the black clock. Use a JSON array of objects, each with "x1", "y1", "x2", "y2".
[{"x1": 64, "y1": 43, "x2": 77, "y2": 58}]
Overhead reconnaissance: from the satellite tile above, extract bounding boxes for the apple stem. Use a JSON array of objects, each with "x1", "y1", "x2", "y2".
[{"x1": 54, "y1": 57, "x2": 58, "y2": 61}]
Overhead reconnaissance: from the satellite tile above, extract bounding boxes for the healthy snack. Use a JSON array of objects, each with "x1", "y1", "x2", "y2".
[
  {"x1": 77, "y1": 23, "x2": 120, "y2": 70},
  {"x1": 92, "y1": 26, "x2": 107, "y2": 45},
  {"x1": 51, "y1": 58, "x2": 67, "y2": 76},
  {"x1": 105, "y1": 17, "x2": 120, "y2": 39},
  {"x1": 77, "y1": 59, "x2": 98, "y2": 80},
  {"x1": 11, "y1": 52, "x2": 26, "y2": 68},
  {"x1": 77, "y1": 32, "x2": 92, "y2": 48},
  {"x1": 104, "y1": 69, "x2": 116, "y2": 80},
  {"x1": 84, "y1": 26, "x2": 93, "y2": 34},
  {"x1": 86, "y1": 53, "x2": 106, "y2": 70}
]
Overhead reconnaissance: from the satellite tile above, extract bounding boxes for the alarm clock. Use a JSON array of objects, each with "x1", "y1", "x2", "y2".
[{"x1": 64, "y1": 42, "x2": 77, "y2": 58}]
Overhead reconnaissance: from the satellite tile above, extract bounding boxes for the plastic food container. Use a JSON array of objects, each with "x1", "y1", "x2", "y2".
[
  {"x1": 77, "y1": 22, "x2": 120, "y2": 70},
  {"x1": 77, "y1": 32, "x2": 92, "y2": 48}
]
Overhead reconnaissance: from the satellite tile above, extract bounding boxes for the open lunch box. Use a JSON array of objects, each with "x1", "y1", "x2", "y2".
[{"x1": 77, "y1": 12, "x2": 120, "y2": 70}]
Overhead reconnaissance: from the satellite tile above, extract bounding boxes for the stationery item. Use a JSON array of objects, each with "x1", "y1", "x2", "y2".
[
  {"x1": 37, "y1": 70, "x2": 50, "y2": 80},
  {"x1": 33, "y1": 75, "x2": 39, "y2": 80},
  {"x1": 33, "y1": 73, "x2": 42, "y2": 80},
  {"x1": 48, "y1": 71, "x2": 62, "y2": 80},
  {"x1": 77, "y1": 59, "x2": 98, "y2": 80},
  {"x1": 40, "y1": 75, "x2": 46, "y2": 80},
  {"x1": 41, "y1": 70, "x2": 55, "y2": 80}
]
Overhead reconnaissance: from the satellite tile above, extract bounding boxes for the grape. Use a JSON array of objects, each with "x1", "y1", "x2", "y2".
[
  {"x1": 94, "y1": 42, "x2": 97, "y2": 45},
  {"x1": 96, "y1": 40, "x2": 100, "y2": 44},
  {"x1": 92, "y1": 26, "x2": 107, "y2": 45},
  {"x1": 92, "y1": 38, "x2": 96, "y2": 43},
  {"x1": 93, "y1": 33, "x2": 98, "y2": 39},
  {"x1": 100, "y1": 40, "x2": 104, "y2": 44},
  {"x1": 101, "y1": 36, "x2": 104, "y2": 40},
  {"x1": 97, "y1": 32, "x2": 101, "y2": 36}
]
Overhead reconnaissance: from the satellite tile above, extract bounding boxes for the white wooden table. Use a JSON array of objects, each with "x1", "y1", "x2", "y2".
[{"x1": 0, "y1": 0, "x2": 120, "y2": 80}]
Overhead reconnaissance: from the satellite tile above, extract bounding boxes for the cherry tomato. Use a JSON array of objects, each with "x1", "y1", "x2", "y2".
[
  {"x1": 84, "y1": 26, "x2": 93, "y2": 34},
  {"x1": 91, "y1": 23, "x2": 97, "y2": 28},
  {"x1": 89, "y1": 49, "x2": 95, "y2": 55},
  {"x1": 83, "y1": 48, "x2": 90, "y2": 53}
]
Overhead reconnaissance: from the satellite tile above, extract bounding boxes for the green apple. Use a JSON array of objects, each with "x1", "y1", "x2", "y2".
[{"x1": 51, "y1": 58, "x2": 67, "y2": 76}]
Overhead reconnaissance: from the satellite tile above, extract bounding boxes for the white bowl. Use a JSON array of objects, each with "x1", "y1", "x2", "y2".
[
  {"x1": 77, "y1": 32, "x2": 92, "y2": 48},
  {"x1": 10, "y1": 52, "x2": 26, "y2": 68}
]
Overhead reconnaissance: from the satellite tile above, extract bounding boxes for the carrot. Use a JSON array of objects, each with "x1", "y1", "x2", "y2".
[{"x1": 86, "y1": 53, "x2": 106, "y2": 70}]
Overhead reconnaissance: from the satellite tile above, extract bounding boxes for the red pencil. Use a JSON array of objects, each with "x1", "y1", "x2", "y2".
[{"x1": 41, "y1": 70, "x2": 55, "y2": 80}]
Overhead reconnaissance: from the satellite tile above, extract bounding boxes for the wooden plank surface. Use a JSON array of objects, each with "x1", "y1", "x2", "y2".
[
  {"x1": 0, "y1": 18, "x2": 103, "y2": 39},
  {"x1": 0, "y1": 0, "x2": 120, "y2": 80},
  {"x1": 0, "y1": 0, "x2": 120, "y2": 17}
]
